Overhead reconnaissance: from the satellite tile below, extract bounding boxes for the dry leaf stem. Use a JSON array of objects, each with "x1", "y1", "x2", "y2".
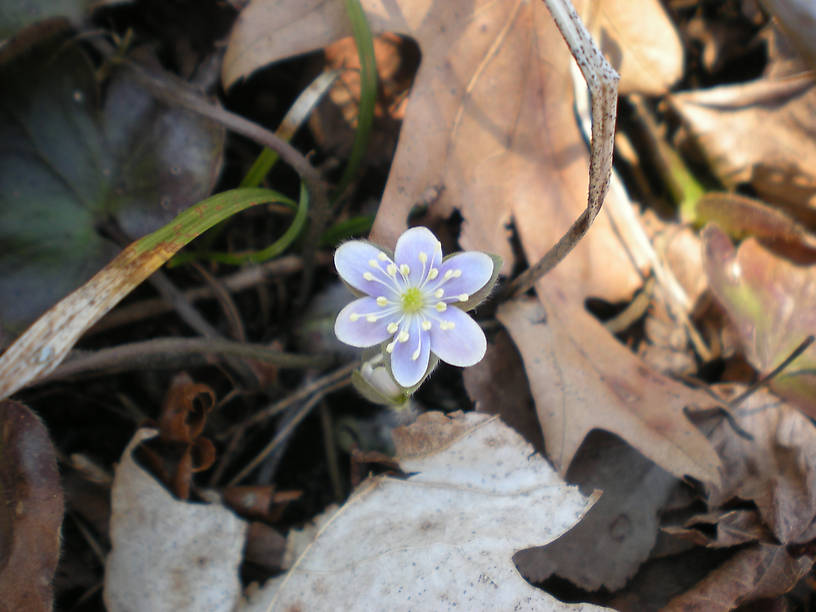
[
  {"x1": 89, "y1": 254, "x2": 313, "y2": 335},
  {"x1": 502, "y1": 0, "x2": 619, "y2": 298},
  {"x1": 210, "y1": 361, "x2": 356, "y2": 485}
]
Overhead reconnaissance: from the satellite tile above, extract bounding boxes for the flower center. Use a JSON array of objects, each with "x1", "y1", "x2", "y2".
[{"x1": 400, "y1": 287, "x2": 424, "y2": 314}]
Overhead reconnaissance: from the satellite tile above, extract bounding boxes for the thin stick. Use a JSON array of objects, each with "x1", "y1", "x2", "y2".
[
  {"x1": 221, "y1": 361, "x2": 357, "y2": 438},
  {"x1": 89, "y1": 254, "x2": 318, "y2": 335},
  {"x1": 227, "y1": 379, "x2": 349, "y2": 486},
  {"x1": 37, "y1": 337, "x2": 331, "y2": 386},
  {"x1": 502, "y1": 0, "x2": 619, "y2": 298},
  {"x1": 730, "y1": 335, "x2": 815, "y2": 411}
]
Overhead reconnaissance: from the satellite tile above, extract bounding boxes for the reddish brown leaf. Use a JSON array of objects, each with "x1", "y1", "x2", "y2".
[
  {"x1": 664, "y1": 543, "x2": 813, "y2": 611},
  {"x1": 703, "y1": 225, "x2": 816, "y2": 416},
  {"x1": 0, "y1": 400, "x2": 64, "y2": 612}
]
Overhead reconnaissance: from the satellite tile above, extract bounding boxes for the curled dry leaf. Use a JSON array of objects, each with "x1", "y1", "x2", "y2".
[
  {"x1": 104, "y1": 429, "x2": 247, "y2": 612},
  {"x1": 253, "y1": 411, "x2": 607, "y2": 611},
  {"x1": 696, "y1": 192, "x2": 816, "y2": 265},
  {"x1": 0, "y1": 400, "x2": 64, "y2": 612},
  {"x1": 664, "y1": 543, "x2": 813, "y2": 612},
  {"x1": 702, "y1": 225, "x2": 816, "y2": 416},
  {"x1": 706, "y1": 387, "x2": 816, "y2": 545},
  {"x1": 670, "y1": 74, "x2": 816, "y2": 211},
  {"x1": 498, "y1": 296, "x2": 721, "y2": 484},
  {"x1": 223, "y1": 0, "x2": 643, "y2": 302}
]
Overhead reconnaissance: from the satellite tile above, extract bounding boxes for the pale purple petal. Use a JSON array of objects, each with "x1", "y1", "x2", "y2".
[
  {"x1": 394, "y1": 226, "x2": 442, "y2": 285},
  {"x1": 335, "y1": 297, "x2": 396, "y2": 347},
  {"x1": 390, "y1": 317, "x2": 431, "y2": 387},
  {"x1": 434, "y1": 252, "x2": 494, "y2": 299},
  {"x1": 335, "y1": 241, "x2": 400, "y2": 297},
  {"x1": 428, "y1": 307, "x2": 486, "y2": 367}
]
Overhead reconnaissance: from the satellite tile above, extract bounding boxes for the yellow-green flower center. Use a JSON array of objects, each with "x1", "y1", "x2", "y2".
[{"x1": 400, "y1": 287, "x2": 424, "y2": 314}]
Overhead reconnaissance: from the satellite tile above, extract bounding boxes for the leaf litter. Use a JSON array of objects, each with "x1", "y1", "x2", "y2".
[{"x1": 3, "y1": 0, "x2": 816, "y2": 610}]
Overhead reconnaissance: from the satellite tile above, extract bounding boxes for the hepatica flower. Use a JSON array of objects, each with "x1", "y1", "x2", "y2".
[{"x1": 334, "y1": 226, "x2": 498, "y2": 389}]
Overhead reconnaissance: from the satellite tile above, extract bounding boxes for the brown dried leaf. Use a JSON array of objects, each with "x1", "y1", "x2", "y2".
[
  {"x1": 670, "y1": 74, "x2": 816, "y2": 211},
  {"x1": 574, "y1": 0, "x2": 683, "y2": 95},
  {"x1": 0, "y1": 400, "x2": 63, "y2": 612},
  {"x1": 664, "y1": 510, "x2": 773, "y2": 549},
  {"x1": 702, "y1": 225, "x2": 816, "y2": 416},
  {"x1": 223, "y1": 0, "x2": 642, "y2": 302},
  {"x1": 707, "y1": 387, "x2": 816, "y2": 545},
  {"x1": 664, "y1": 543, "x2": 813, "y2": 611},
  {"x1": 497, "y1": 295, "x2": 721, "y2": 483}
]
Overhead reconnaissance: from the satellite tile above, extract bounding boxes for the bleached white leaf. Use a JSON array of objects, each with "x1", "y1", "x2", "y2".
[
  {"x1": 250, "y1": 412, "x2": 607, "y2": 611},
  {"x1": 104, "y1": 429, "x2": 247, "y2": 612}
]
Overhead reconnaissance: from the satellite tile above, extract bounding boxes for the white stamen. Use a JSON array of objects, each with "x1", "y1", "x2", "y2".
[
  {"x1": 363, "y1": 272, "x2": 374, "y2": 281},
  {"x1": 350, "y1": 313, "x2": 361, "y2": 321},
  {"x1": 418, "y1": 252, "x2": 427, "y2": 263},
  {"x1": 428, "y1": 268, "x2": 439, "y2": 280},
  {"x1": 376, "y1": 296, "x2": 388, "y2": 306},
  {"x1": 435, "y1": 302, "x2": 447, "y2": 312},
  {"x1": 434, "y1": 288, "x2": 444, "y2": 298},
  {"x1": 387, "y1": 322, "x2": 399, "y2": 334},
  {"x1": 366, "y1": 314, "x2": 377, "y2": 323},
  {"x1": 452, "y1": 269, "x2": 462, "y2": 278},
  {"x1": 386, "y1": 264, "x2": 397, "y2": 276},
  {"x1": 443, "y1": 270, "x2": 454, "y2": 280},
  {"x1": 386, "y1": 341, "x2": 395, "y2": 353},
  {"x1": 398, "y1": 331, "x2": 410, "y2": 342},
  {"x1": 421, "y1": 320, "x2": 432, "y2": 331},
  {"x1": 458, "y1": 293, "x2": 468, "y2": 302},
  {"x1": 439, "y1": 320, "x2": 456, "y2": 331},
  {"x1": 399, "y1": 263, "x2": 410, "y2": 276},
  {"x1": 411, "y1": 348, "x2": 421, "y2": 360},
  {"x1": 368, "y1": 259, "x2": 378, "y2": 267},
  {"x1": 377, "y1": 252, "x2": 388, "y2": 261}
]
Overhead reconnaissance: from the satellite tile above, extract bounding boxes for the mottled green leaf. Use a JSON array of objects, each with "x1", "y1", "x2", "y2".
[{"x1": 0, "y1": 37, "x2": 224, "y2": 336}]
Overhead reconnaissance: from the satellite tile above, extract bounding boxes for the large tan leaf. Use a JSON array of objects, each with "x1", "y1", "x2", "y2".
[
  {"x1": 497, "y1": 296, "x2": 721, "y2": 484},
  {"x1": 574, "y1": 0, "x2": 682, "y2": 95},
  {"x1": 223, "y1": 0, "x2": 642, "y2": 302}
]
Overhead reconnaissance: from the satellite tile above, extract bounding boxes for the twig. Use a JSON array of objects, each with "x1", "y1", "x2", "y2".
[
  {"x1": 501, "y1": 0, "x2": 619, "y2": 299},
  {"x1": 88, "y1": 254, "x2": 317, "y2": 335},
  {"x1": 227, "y1": 378, "x2": 349, "y2": 486},
  {"x1": 730, "y1": 335, "x2": 815, "y2": 411},
  {"x1": 189, "y1": 261, "x2": 247, "y2": 342},
  {"x1": 221, "y1": 361, "x2": 357, "y2": 438},
  {"x1": 210, "y1": 361, "x2": 356, "y2": 485},
  {"x1": 36, "y1": 337, "x2": 331, "y2": 386}
]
